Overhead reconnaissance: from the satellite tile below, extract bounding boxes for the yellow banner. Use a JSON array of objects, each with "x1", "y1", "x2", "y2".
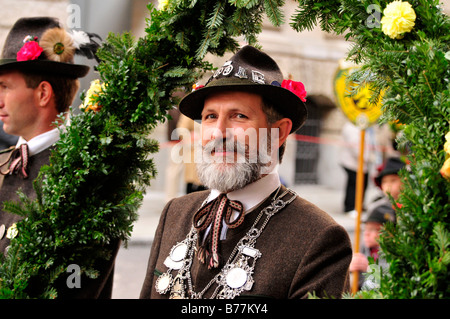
[{"x1": 334, "y1": 66, "x2": 383, "y2": 129}]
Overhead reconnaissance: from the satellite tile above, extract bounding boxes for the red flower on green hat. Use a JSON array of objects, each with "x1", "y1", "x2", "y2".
[
  {"x1": 17, "y1": 40, "x2": 43, "y2": 61},
  {"x1": 282, "y1": 79, "x2": 307, "y2": 102},
  {"x1": 192, "y1": 83, "x2": 204, "y2": 91}
]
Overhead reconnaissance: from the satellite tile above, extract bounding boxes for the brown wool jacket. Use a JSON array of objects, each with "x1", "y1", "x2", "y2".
[
  {"x1": 0, "y1": 147, "x2": 118, "y2": 299},
  {"x1": 140, "y1": 186, "x2": 352, "y2": 299}
]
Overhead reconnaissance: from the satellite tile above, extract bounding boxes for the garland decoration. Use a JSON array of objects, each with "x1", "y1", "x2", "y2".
[
  {"x1": 1, "y1": 0, "x2": 448, "y2": 299},
  {"x1": 442, "y1": 132, "x2": 450, "y2": 180},
  {"x1": 292, "y1": 0, "x2": 450, "y2": 298},
  {"x1": 0, "y1": 0, "x2": 285, "y2": 299}
]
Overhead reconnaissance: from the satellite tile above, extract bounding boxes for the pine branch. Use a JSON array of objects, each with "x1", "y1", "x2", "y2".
[{"x1": 263, "y1": 0, "x2": 285, "y2": 27}]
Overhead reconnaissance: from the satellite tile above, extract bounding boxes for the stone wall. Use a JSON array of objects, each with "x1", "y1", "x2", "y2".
[{"x1": 0, "y1": 0, "x2": 70, "y2": 50}]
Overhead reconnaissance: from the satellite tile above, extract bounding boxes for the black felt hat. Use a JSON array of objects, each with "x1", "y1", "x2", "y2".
[
  {"x1": 179, "y1": 45, "x2": 308, "y2": 133},
  {"x1": 0, "y1": 17, "x2": 99, "y2": 78},
  {"x1": 365, "y1": 205, "x2": 396, "y2": 224},
  {"x1": 374, "y1": 157, "x2": 405, "y2": 188}
]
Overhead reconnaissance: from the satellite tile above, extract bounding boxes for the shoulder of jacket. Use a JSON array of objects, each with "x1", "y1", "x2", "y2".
[
  {"x1": 0, "y1": 146, "x2": 15, "y2": 155},
  {"x1": 165, "y1": 190, "x2": 210, "y2": 213}
]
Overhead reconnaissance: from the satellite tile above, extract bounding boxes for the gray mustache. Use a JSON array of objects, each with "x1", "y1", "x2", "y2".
[{"x1": 203, "y1": 138, "x2": 248, "y2": 156}]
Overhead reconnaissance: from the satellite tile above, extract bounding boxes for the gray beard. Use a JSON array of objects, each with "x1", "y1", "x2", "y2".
[
  {"x1": 197, "y1": 160, "x2": 262, "y2": 193},
  {"x1": 196, "y1": 138, "x2": 271, "y2": 193}
]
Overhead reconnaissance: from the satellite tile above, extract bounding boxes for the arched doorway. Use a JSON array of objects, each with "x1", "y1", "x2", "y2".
[{"x1": 294, "y1": 95, "x2": 335, "y2": 184}]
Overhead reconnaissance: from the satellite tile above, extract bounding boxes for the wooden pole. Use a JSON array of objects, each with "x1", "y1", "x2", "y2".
[{"x1": 351, "y1": 128, "x2": 366, "y2": 294}]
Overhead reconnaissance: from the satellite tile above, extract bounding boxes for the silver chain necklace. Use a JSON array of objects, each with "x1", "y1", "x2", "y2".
[{"x1": 155, "y1": 187, "x2": 297, "y2": 299}]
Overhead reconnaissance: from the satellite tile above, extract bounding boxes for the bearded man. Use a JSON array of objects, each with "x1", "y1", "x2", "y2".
[{"x1": 140, "y1": 46, "x2": 352, "y2": 299}]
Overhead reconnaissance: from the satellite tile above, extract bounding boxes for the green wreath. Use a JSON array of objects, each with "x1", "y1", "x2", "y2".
[
  {"x1": 293, "y1": 0, "x2": 450, "y2": 298},
  {"x1": 0, "y1": 0, "x2": 449, "y2": 299},
  {"x1": 0, "y1": 0, "x2": 285, "y2": 299}
]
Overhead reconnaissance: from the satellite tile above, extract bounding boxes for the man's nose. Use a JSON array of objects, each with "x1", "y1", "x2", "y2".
[{"x1": 210, "y1": 118, "x2": 233, "y2": 140}]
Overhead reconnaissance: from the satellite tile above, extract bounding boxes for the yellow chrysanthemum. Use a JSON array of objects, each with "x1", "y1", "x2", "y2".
[
  {"x1": 6, "y1": 223, "x2": 18, "y2": 239},
  {"x1": 444, "y1": 131, "x2": 450, "y2": 155},
  {"x1": 80, "y1": 79, "x2": 105, "y2": 112},
  {"x1": 158, "y1": 0, "x2": 169, "y2": 11},
  {"x1": 381, "y1": 1, "x2": 416, "y2": 39},
  {"x1": 440, "y1": 158, "x2": 450, "y2": 181}
]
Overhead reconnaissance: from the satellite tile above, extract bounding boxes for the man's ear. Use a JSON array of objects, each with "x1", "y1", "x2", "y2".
[
  {"x1": 35, "y1": 81, "x2": 54, "y2": 108},
  {"x1": 272, "y1": 118, "x2": 292, "y2": 148}
]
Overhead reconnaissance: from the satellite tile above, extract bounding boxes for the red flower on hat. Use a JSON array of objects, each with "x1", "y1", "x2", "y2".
[
  {"x1": 17, "y1": 41, "x2": 43, "y2": 61},
  {"x1": 281, "y1": 79, "x2": 307, "y2": 102},
  {"x1": 192, "y1": 83, "x2": 204, "y2": 91}
]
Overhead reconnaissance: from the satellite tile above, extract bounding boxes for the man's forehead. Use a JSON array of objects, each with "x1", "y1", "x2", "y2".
[
  {"x1": 202, "y1": 91, "x2": 262, "y2": 110},
  {"x1": 0, "y1": 69, "x2": 24, "y2": 81}
]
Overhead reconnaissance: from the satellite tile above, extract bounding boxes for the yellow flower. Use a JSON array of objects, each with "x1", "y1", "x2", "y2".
[
  {"x1": 80, "y1": 79, "x2": 105, "y2": 112},
  {"x1": 444, "y1": 131, "x2": 450, "y2": 155},
  {"x1": 440, "y1": 157, "x2": 450, "y2": 181},
  {"x1": 6, "y1": 223, "x2": 18, "y2": 239},
  {"x1": 158, "y1": 0, "x2": 169, "y2": 11},
  {"x1": 381, "y1": 1, "x2": 416, "y2": 39}
]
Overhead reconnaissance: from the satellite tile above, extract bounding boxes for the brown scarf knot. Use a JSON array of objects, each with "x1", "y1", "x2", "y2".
[
  {"x1": 0, "y1": 144, "x2": 29, "y2": 179},
  {"x1": 193, "y1": 193, "x2": 244, "y2": 269}
]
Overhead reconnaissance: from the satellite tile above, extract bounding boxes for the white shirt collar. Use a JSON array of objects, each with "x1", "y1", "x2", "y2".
[
  {"x1": 202, "y1": 169, "x2": 281, "y2": 241},
  {"x1": 206, "y1": 169, "x2": 281, "y2": 212},
  {"x1": 16, "y1": 128, "x2": 60, "y2": 156}
]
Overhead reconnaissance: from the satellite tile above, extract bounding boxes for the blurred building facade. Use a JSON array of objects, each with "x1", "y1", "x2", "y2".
[{"x1": 1, "y1": 0, "x2": 449, "y2": 194}]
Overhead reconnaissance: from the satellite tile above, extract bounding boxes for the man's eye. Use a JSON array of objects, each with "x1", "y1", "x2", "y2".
[
  {"x1": 203, "y1": 114, "x2": 216, "y2": 120},
  {"x1": 236, "y1": 113, "x2": 247, "y2": 119}
]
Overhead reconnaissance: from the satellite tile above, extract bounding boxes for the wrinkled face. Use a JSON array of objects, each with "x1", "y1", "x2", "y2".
[
  {"x1": 201, "y1": 91, "x2": 272, "y2": 160},
  {"x1": 0, "y1": 70, "x2": 38, "y2": 140},
  {"x1": 197, "y1": 91, "x2": 278, "y2": 192}
]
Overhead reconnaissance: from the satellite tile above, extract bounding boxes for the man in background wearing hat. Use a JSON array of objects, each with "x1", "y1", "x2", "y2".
[
  {"x1": 140, "y1": 45, "x2": 352, "y2": 299},
  {"x1": 0, "y1": 17, "x2": 115, "y2": 298},
  {"x1": 349, "y1": 157, "x2": 405, "y2": 290}
]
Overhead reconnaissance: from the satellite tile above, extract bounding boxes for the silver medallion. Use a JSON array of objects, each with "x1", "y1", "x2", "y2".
[
  {"x1": 241, "y1": 246, "x2": 261, "y2": 258},
  {"x1": 226, "y1": 267, "x2": 248, "y2": 289},
  {"x1": 0, "y1": 224, "x2": 5, "y2": 240},
  {"x1": 155, "y1": 272, "x2": 173, "y2": 294},
  {"x1": 169, "y1": 274, "x2": 186, "y2": 299},
  {"x1": 164, "y1": 256, "x2": 184, "y2": 270},
  {"x1": 170, "y1": 242, "x2": 188, "y2": 262},
  {"x1": 252, "y1": 70, "x2": 265, "y2": 84},
  {"x1": 222, "y1": 61, "x2": 234, "y2": 76},
  {"x1": 234, "y1": 66, "x2": 248, "y2": 79}
]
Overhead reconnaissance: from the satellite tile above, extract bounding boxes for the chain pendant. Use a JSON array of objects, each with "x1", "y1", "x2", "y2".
[{"x1": 169, "y1": 274, "x2": 186, "y2": 299}]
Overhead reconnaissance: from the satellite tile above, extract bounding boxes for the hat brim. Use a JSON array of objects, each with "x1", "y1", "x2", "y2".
[
  {"x1": 179, "y1": 81, "x2": 308, "y2": 134},
  {"x1": 0, "y1": 59, "x2": 89, "y2": 78}
]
